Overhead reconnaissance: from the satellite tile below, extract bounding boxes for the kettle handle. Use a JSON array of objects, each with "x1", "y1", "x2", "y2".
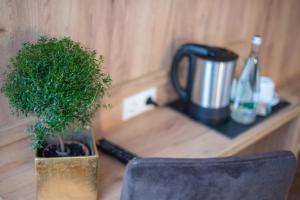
[{"x1": 171, "y1": 46, "x2": 197, "y2": 102}]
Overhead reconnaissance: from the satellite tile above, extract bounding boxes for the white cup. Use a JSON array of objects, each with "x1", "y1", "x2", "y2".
[{"x1": 259, "y1": 76, "x2": 275, "y2": 103}]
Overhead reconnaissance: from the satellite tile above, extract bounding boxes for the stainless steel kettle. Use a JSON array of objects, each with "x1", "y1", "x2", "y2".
[{"x1": 171, "y1": 44, "x2": 238, "y2": 124}]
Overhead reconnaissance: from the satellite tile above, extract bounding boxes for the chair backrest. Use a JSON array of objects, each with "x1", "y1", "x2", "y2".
[{"x1": 120, "y1": 151, "x2": 297, "y2": 200}]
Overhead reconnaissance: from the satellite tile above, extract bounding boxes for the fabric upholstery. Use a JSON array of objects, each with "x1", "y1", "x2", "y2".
[{"x1": 120, "y1": 151, "x2": 297, "y2": 200}]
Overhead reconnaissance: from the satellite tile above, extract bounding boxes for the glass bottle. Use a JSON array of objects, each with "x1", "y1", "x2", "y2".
[{"x1": 231, "y1": 35, "x2": 262, "y2": 124}]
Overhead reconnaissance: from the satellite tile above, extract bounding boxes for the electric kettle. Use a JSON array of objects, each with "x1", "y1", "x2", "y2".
[{"x1": 171, "y1": 44, "x2": 238, "y2": 124}]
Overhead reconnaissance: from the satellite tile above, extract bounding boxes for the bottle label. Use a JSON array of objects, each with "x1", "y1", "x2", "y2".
[
  {"x1": 231, "y1": 101, "x2": 257, "y2": 119},
  {"x1": 242, "y1": 102, "x2": 255, "y2": 109}
]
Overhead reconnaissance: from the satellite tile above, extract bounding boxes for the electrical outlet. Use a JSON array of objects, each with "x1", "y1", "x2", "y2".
[{"x1": 122, "y1": 87, "x2": 157, "y2": 121}]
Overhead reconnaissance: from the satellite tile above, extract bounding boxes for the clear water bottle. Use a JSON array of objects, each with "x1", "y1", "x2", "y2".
[{"x1": 231, "y1": 35, "x2": 262, "y2": 124}]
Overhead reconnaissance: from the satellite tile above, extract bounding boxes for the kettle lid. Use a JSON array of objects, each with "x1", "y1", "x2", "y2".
[{"x1": 182, "y1": 44, "x2": 239, "y2": 62}]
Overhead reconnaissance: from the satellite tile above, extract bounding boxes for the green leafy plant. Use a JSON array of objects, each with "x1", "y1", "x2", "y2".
[{"x1": 1, "y1": 36, "x2": 112, "y2": 150}]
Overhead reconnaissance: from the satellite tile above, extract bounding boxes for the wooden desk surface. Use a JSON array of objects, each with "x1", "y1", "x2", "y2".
[{"x1": 1, "y1": 93, "x2": 300, "y2": 200}]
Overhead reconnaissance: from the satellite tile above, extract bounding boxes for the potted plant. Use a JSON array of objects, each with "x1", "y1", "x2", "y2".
[{"x1": 1, "y1": 36, "x2": 111, "y2": 200}]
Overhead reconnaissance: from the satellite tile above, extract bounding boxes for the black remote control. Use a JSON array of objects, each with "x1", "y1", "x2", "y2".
[{"x1": 97, "y1": 138, "x2": 138, "y2": 165}]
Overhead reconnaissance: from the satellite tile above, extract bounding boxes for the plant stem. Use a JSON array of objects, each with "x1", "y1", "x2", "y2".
[{"x1": 57, "y1": 135, "x2": 65, "y2": 153}]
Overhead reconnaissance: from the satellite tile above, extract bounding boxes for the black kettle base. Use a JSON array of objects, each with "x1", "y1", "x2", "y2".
[
  {"x1": 167, "y1": 99, "x2": 290, "y2": 139},
  {"x1": 188, "y1": 103, "x2": 230, "y2": 126}
]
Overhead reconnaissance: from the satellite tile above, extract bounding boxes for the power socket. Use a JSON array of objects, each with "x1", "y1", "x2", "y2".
[{"x1": 122, "y1": 87, "x2": 157, "y2": 121}]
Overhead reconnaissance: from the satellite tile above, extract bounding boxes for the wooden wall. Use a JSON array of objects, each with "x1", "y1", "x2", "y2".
[{"x1": 1, "y1": 0, "x2": 300, "y2": 145}]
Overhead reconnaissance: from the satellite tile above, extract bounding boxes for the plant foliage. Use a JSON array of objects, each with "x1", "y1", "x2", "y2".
[{"x1": 1, "y1": 36, "x2": 112, "y2": 149}]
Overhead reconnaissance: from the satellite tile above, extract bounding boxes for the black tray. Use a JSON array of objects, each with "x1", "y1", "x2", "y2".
[{"x1": 167, "y1": 100, "x2": 290, "y2": 138}]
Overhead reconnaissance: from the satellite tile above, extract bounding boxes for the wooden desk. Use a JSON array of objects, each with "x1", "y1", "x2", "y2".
[{"x1": 1, "y1": 93, "x2": 300, "y2": 200}]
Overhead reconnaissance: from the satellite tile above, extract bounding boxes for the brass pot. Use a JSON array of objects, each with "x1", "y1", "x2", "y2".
[{"x1": 35, "y1": 129, "x2": 98, "y2": 200}]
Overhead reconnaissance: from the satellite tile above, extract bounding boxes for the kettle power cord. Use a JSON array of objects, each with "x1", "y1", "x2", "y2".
[{"x1": 146, "y1": 97, "x2": 160, "y2": 107}]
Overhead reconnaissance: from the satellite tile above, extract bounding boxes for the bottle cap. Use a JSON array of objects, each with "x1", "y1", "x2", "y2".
[{"x1": 252, "y1": 35, "x2": 262, "y2": 45}]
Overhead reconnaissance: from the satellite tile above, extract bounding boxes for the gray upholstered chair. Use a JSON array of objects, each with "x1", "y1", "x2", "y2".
[{"x1": 120, "y1": 151, "x2": 297, "y2": 200}]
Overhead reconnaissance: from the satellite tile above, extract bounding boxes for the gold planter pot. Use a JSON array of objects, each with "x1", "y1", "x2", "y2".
[{"x1": 35, "y1": 129, "x2": 98, "y2": 200}]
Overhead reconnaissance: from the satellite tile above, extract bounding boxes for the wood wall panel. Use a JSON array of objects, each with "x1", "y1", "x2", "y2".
[{"x1": 0, "y1": 0, "x2": 300, "y2": 138}]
